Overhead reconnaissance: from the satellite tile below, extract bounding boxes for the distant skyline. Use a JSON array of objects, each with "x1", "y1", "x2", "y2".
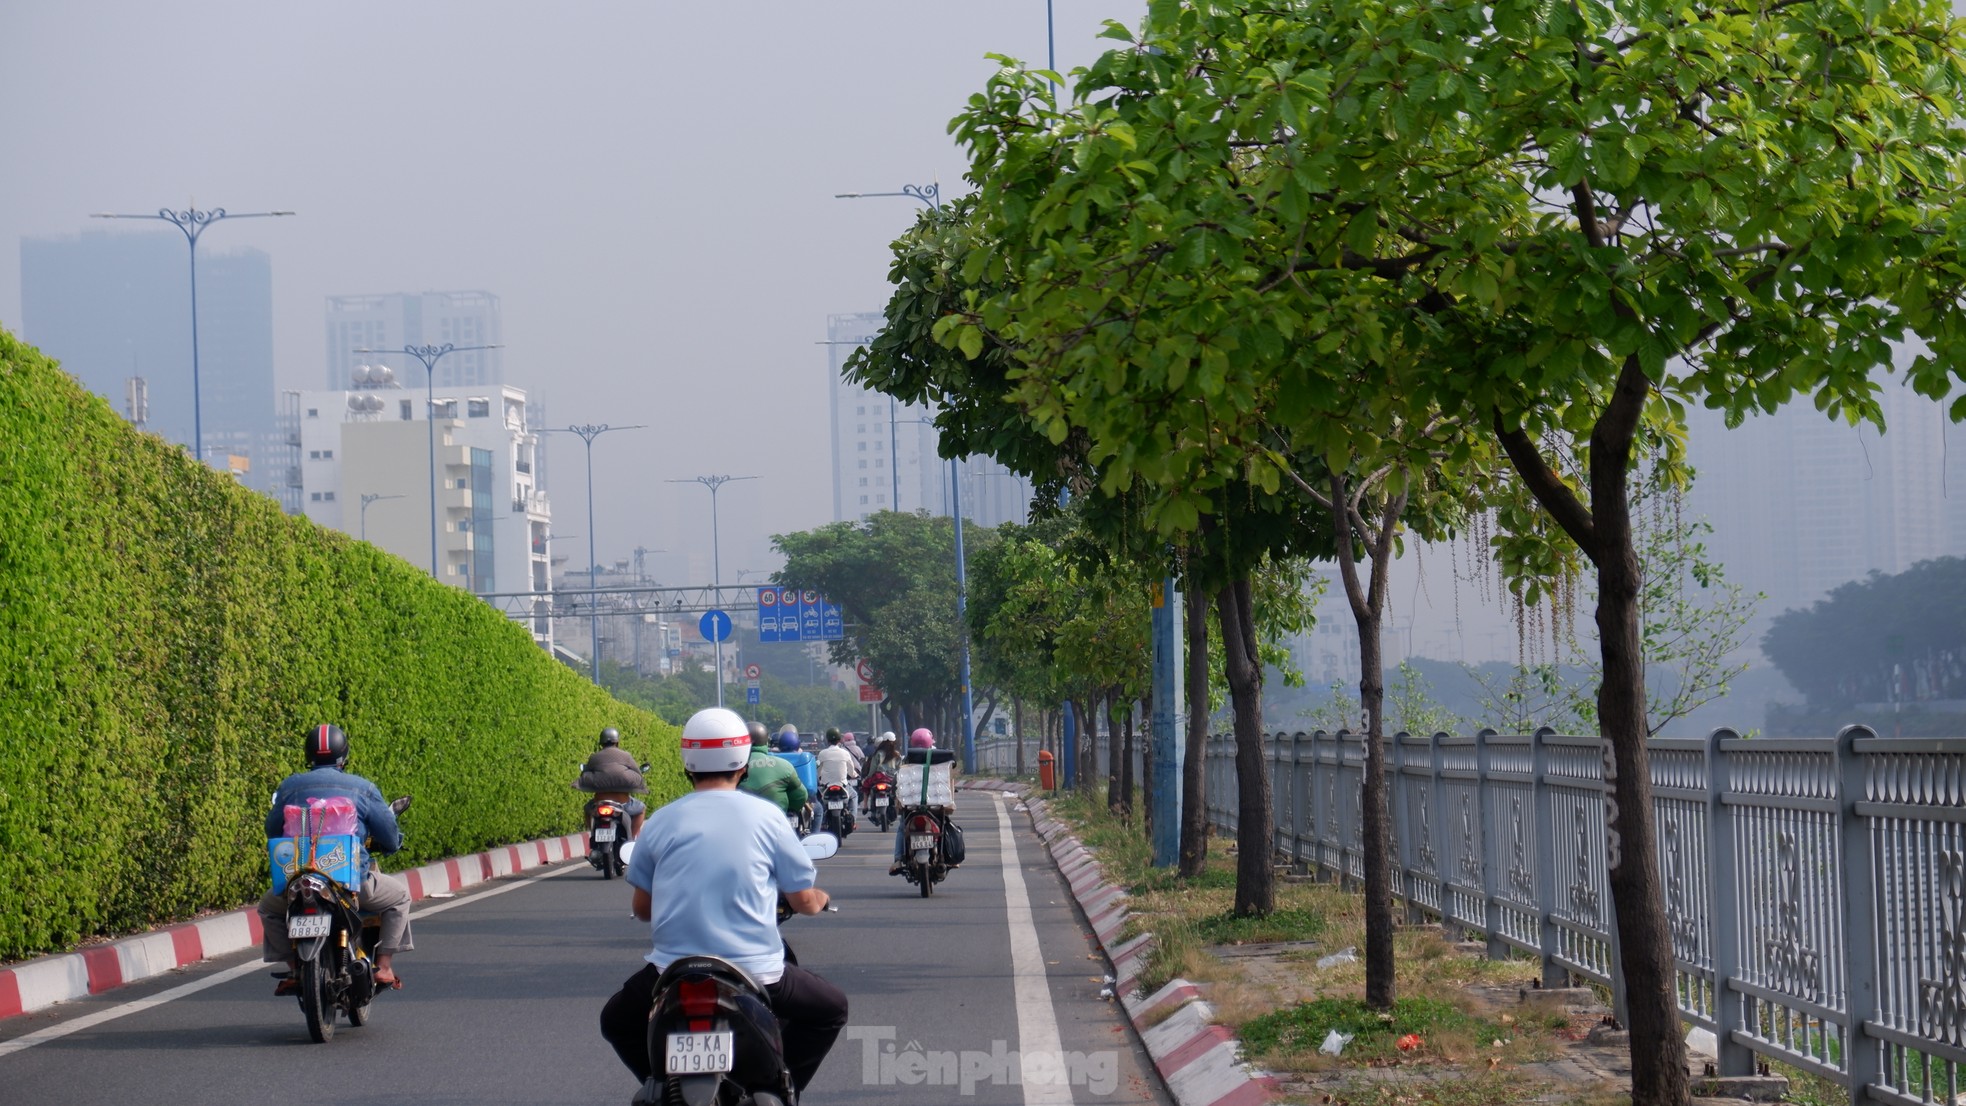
[
  {"x1": 0, "y1": 0, "x2": 1143, "y2": 595},
  {"x1": 10, "y1": 0, "x2": 1966, "y2": 694}
]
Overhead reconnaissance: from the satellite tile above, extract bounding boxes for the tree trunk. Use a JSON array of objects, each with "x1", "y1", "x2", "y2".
[
  {"x1": 1130, "y1": 700, "x2": 1145, "y2": 836},
  {"x1": 1014, "y1": 697, "x2": 1026, "y2": 778},
  {"x1": 1495, "y1": 352, "x2": 1691, "y2": 1106},
  {"x1": 1180, "y1": 584, "x2": 1211, "y2": 878},
  {"x1": 1077, "y1": 698, "x2": 1096, "y2": 793},
  {"x1": 1106, "y1": 691, "x2": 1125, "y2": 810},
  {"x1": 1593, "y1": 464, "x2": 1688, "y2": 1105},
  {"x1": 1218, "y1": 578, "x2": 1273, "y2": 916},
  {"x1": 1332, "y1": 476, "x2": 1404, "y2": 1010}
]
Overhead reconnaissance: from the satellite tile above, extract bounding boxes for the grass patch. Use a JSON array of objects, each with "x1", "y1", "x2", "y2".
[
  {"x1": 1192, "y1": 906, "x2": 1327, "y2": 944},
  {"x1": 1322, "y1": 1071, "x2": 1566, "y2": 1106},
  {"x1": 1244, "y1": 996, "x2": 1501, "y2": 1065}
]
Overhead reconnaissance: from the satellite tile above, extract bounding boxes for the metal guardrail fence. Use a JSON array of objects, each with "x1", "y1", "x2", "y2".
[{"x1": 1201, "y1": 726, "x2": 1966, "y2": 1105}]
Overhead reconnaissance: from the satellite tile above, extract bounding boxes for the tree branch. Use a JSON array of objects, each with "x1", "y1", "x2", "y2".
[{"x1": 1493, "y1": 410, "x2": 1597, "y2": 552}]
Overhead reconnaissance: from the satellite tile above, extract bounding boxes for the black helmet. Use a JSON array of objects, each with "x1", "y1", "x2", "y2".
[
  {"x1": 747, "y1": 720, "x2": 770, "y2": 748},
  {"x1": 306, "y1": 724, "x2": 349, "y2": 768},
  {"x1": 599, "y1": 727, "x2": 620, "y2": 747}
]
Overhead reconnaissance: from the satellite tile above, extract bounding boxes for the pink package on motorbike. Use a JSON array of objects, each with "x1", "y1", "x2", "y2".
[{"x1": 282, "y1": 796, "x2": 359, "y2": 836}]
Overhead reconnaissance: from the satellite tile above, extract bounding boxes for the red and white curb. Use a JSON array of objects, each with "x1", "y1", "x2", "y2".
[
  {"x1": 0, "y1": 831, "x2": 590, "y2": 1020},
  {"x1": 959, "y1": 780, "x2": 1279, "y2": 1106}
]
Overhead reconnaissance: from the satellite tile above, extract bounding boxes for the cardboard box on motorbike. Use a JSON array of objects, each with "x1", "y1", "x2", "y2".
[
  {"x1": 899, "y1": 749, "x2": 964, "y2": 865},
  {"x1": 268, "y1": 798, "x2": 368, "y2": 893}
]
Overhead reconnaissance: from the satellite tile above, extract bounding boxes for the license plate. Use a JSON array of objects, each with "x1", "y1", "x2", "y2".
[
  {"x1": 591, "y1": 826, "x2": 617, "y2": 843},
  {"x1": 666, "y1": 1031, "x2": 734, "y2": 1074},
  {"x1": 909, "y1": 834, "x2": 936, "y2": 850},
  {"x1": 287, "y1": 914, "x2": 332, "y2": 939},
  {"x1": 826, "y1": 800, "x2": 844, "y2": 809},
  {"x1": 873, "y1": 797, "x2": 888, "y2": 807}
]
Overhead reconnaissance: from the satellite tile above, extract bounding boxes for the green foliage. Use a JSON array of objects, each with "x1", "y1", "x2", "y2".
[
  {"x1": 1239, "y1": 996, "x2": 1512, "y2": 1066},
  {"x1": 772, "y1": 511, "x2": 983, "y2": 719},
  {"x1": 1762, "y1": 556, "x2": 1966, "y2": 708},
  {"x1": 0, "y1": 329, "x2": 683, "y2": 962},
  {"x1": 605, "y1": 658, "x2": 868, "y2": 733}
]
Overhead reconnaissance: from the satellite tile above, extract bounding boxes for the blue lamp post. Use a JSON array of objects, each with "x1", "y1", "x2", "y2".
[
  {"x1": 833, "y1": 181, "x2": 977, "y2": 772},
  {"x1": 90, "y1": 205, "x2": 293, "y2": 465}
]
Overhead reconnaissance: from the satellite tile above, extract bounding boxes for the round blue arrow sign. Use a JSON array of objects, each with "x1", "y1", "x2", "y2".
[{"x1": 699, "y1": 609, "x2": 733, "y2": 643}]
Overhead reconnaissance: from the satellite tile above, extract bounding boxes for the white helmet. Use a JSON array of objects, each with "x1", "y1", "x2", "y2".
[{"x1": 681, "y1": 708, "x2": 752, "y2": 774}]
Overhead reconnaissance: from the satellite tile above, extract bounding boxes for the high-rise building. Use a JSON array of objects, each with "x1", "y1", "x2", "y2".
[
  {"x1": 20, "y1": 229, "x2": 276, "y2": 492},
  {"x1": 1685, "y1": 365, "x2": 1960, "y2": 622},
  {"x1": 324, "y1": 291, "x2": 503, "y2": 392},
  {"x1": 295, "y1": 370, "x2": 553, "y2": 649},
  {"x1": 826, "y1": 311, "x2": 1029, "y2": 527}
]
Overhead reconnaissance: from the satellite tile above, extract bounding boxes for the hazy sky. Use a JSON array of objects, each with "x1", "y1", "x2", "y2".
[{"x1": 0, "y1": 0, "x2": 1143, "y2": 588}]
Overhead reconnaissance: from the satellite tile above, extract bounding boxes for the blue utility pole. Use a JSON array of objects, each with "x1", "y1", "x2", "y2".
[{"x1": 1150, "y1": 574, "x2": 1184, "y2": 866}]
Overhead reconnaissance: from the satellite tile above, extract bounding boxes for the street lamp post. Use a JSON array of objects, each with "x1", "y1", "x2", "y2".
[
  {"x1": 542, "y1": 424, "x2": 647, "y2": 687},
  {"x1": 835, "y1": 183, "x2": 977, "y2": 770},
  {"x1": 668, "y1": 474, "x2": 758, "y2": 709},
  {"x1": 90, "y1": 206, "x2": 294, "y2": 465},
  {"x1": 357, "y1": 343, "x2": 501, "y2": 578},
  {"x1": 358, "y1": 492, "x2": 405, "y2": 542}
]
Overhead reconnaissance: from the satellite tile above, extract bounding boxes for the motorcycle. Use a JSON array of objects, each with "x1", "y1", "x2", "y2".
[
  {"x1": 863, "y1": 774, "x2": 895, "y2": 831},
  {"x1": 637, "y1": 832, "x2": 840, "y2": 1106},
  {"x1": 818, "y1": 783, "x2": 855, "y2": 839},
  {"x1": 588, "y1": 797, "x2": 632, "y2": 879},
  {"x1": 272, "y1": 794, "x2": 411, "y2": 1043},
  {"x1": 895, "y1": 807, "x2": 948, "y2": 898}
]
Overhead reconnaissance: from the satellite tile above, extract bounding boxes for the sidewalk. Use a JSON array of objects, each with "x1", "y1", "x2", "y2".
[
  {"x1": 0, "y1": 831, "x2": 590, "y2": 1020},
  {"x1": 961, "y1": 778, "x2": 1280, "y2": 1106}
]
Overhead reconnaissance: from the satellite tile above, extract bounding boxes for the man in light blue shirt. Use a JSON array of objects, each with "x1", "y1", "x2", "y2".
[{"x1": 599, "y1": 708, "x2": 847, "y2": 1097}]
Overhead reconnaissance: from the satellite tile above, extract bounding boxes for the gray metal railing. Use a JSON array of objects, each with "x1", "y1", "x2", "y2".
[{"x1": 1201, "y1": 726, "x2": 1966, "y2": 1106}]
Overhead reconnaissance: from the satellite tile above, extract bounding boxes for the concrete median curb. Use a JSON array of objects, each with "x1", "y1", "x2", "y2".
[
  {"x1": 959, "y1": 779, "x2": 1279, "y2": 1106},
  {"x1": 0, "y1": 831, "x2": 591, "y2": 1020}
]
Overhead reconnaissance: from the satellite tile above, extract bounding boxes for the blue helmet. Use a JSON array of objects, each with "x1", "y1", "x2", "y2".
[{"x1": 777, "y1": 731, "x2": 801, "y2": 752}]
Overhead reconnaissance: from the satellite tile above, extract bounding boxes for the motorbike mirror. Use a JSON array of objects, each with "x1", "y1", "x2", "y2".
[
  {"x1": 389, "y1": 795, "x2": 412, "y2": 816},
  {"x1": 618, "y1": 840, "x2": 635, "y2": 869},
  {"x1": 639, "y1": 762, "x2": 650, "y2": 772},
  {"x1": 801, "y1": 832, "x2": 841, "y2": 861}
]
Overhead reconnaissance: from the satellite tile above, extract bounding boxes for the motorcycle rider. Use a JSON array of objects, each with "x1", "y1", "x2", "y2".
[
  {"x1": 889, "y1": 728, "x2": 958, "y2": 874},
  {"x1": 772, "y1": 726, "x2": 820, "y2": 799},
  {"x1": 599, "y1": 707, "x2": 848, "y2": 1099},
  {"x1": 738, "y1": 719, "x2": 808, "y2": 817},
  {"x1": 825, "y1": 727, "x2": 865, "y2": 772},
  {"x1": 815, "y1": 730, "x2": 860, "y2": 830},
  {"x1": 575, "y1": 727, "x2": 647, "y2": 837},
  {"x1": 258, "y1": 724, "x2": 411, "y2": 993},
  {"x1": 859, "y1": 733, "x2": 902, "y2": 814}
]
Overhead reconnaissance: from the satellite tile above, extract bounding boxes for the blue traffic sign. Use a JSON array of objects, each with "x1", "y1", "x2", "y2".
[
  {"x1": 699, "y1": 609, "x2": 733, "y2": 643},
  {"x1": 746, "y1": 686, "x2": 761, "y2": 705}
]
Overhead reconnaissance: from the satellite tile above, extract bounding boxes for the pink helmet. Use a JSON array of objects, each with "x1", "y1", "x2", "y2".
[{"x1": 909, "y1": 728, "x2": 935, "y2": 749}]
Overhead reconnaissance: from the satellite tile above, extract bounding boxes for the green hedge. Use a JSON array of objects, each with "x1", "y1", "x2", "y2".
[{"x1": 0, "y1": 328, "x2": 686, "y2": 962}]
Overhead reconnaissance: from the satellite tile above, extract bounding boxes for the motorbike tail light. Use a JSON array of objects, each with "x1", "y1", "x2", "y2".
[
  {"x1": 678, "y1": 978, "x2": 720, "y2": 1018},
  {"x1": 597, "y1": 804, "x2": 615, "y2": 817},
  {"x1": 908, "y1": 813, "x2": 939, "y2": 835}
]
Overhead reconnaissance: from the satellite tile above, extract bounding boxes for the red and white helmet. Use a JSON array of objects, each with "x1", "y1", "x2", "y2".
[
  {"x1": 909, "y1": 728, "x2": 935, "y2": 750},
  {"x1": 681, "y1": 708, "x2": 752, "y2": 773}
]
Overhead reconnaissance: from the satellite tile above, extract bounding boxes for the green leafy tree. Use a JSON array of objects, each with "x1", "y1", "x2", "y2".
[
  {"x1": 941, "y1": 2, "x2": 1966, "y2": 1099},
  {"x1": 772, "y1": 511, "x2": 989, "y2": 738}
]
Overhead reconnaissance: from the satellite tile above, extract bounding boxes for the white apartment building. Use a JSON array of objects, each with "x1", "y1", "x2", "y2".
[
  {"x1": 826, "y1": 311, "x2": 1030, "y2": 527},
  {"x1": 295, "y1": 367, "x2": 553, "y2": 648},
  {"x1": 324, "y1": 291, "x2": 504, "y2": 392}
]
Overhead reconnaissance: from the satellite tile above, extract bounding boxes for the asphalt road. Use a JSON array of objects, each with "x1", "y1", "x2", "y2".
[{"x1": 0, "y1": 791, "x2": 1171, "y2": 1106}]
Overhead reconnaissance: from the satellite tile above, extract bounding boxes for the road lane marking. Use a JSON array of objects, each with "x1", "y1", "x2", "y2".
[
  {"x1": 995, "y1": 794, "x2": 1076, "y2": 1105},
  {"x1": 0, "y1": 861, "x2": 586, "y2": 1059}
]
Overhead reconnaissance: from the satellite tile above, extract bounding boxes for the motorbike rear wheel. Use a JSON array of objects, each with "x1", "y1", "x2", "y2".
[
  {"x1": 917, "y1": 866, "x2": 934, "y2": 897},
  {"x1": 299, "y1": 957, "x2": 334, "y2": 1043},
  {"x1": 611, "y1": 840, "x2": 626, "y2": 879}
]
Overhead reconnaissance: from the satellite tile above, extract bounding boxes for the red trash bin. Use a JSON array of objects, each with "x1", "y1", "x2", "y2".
[{"x1": 1037, "y1": 749, "x2": 1056, "y2": 791}]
